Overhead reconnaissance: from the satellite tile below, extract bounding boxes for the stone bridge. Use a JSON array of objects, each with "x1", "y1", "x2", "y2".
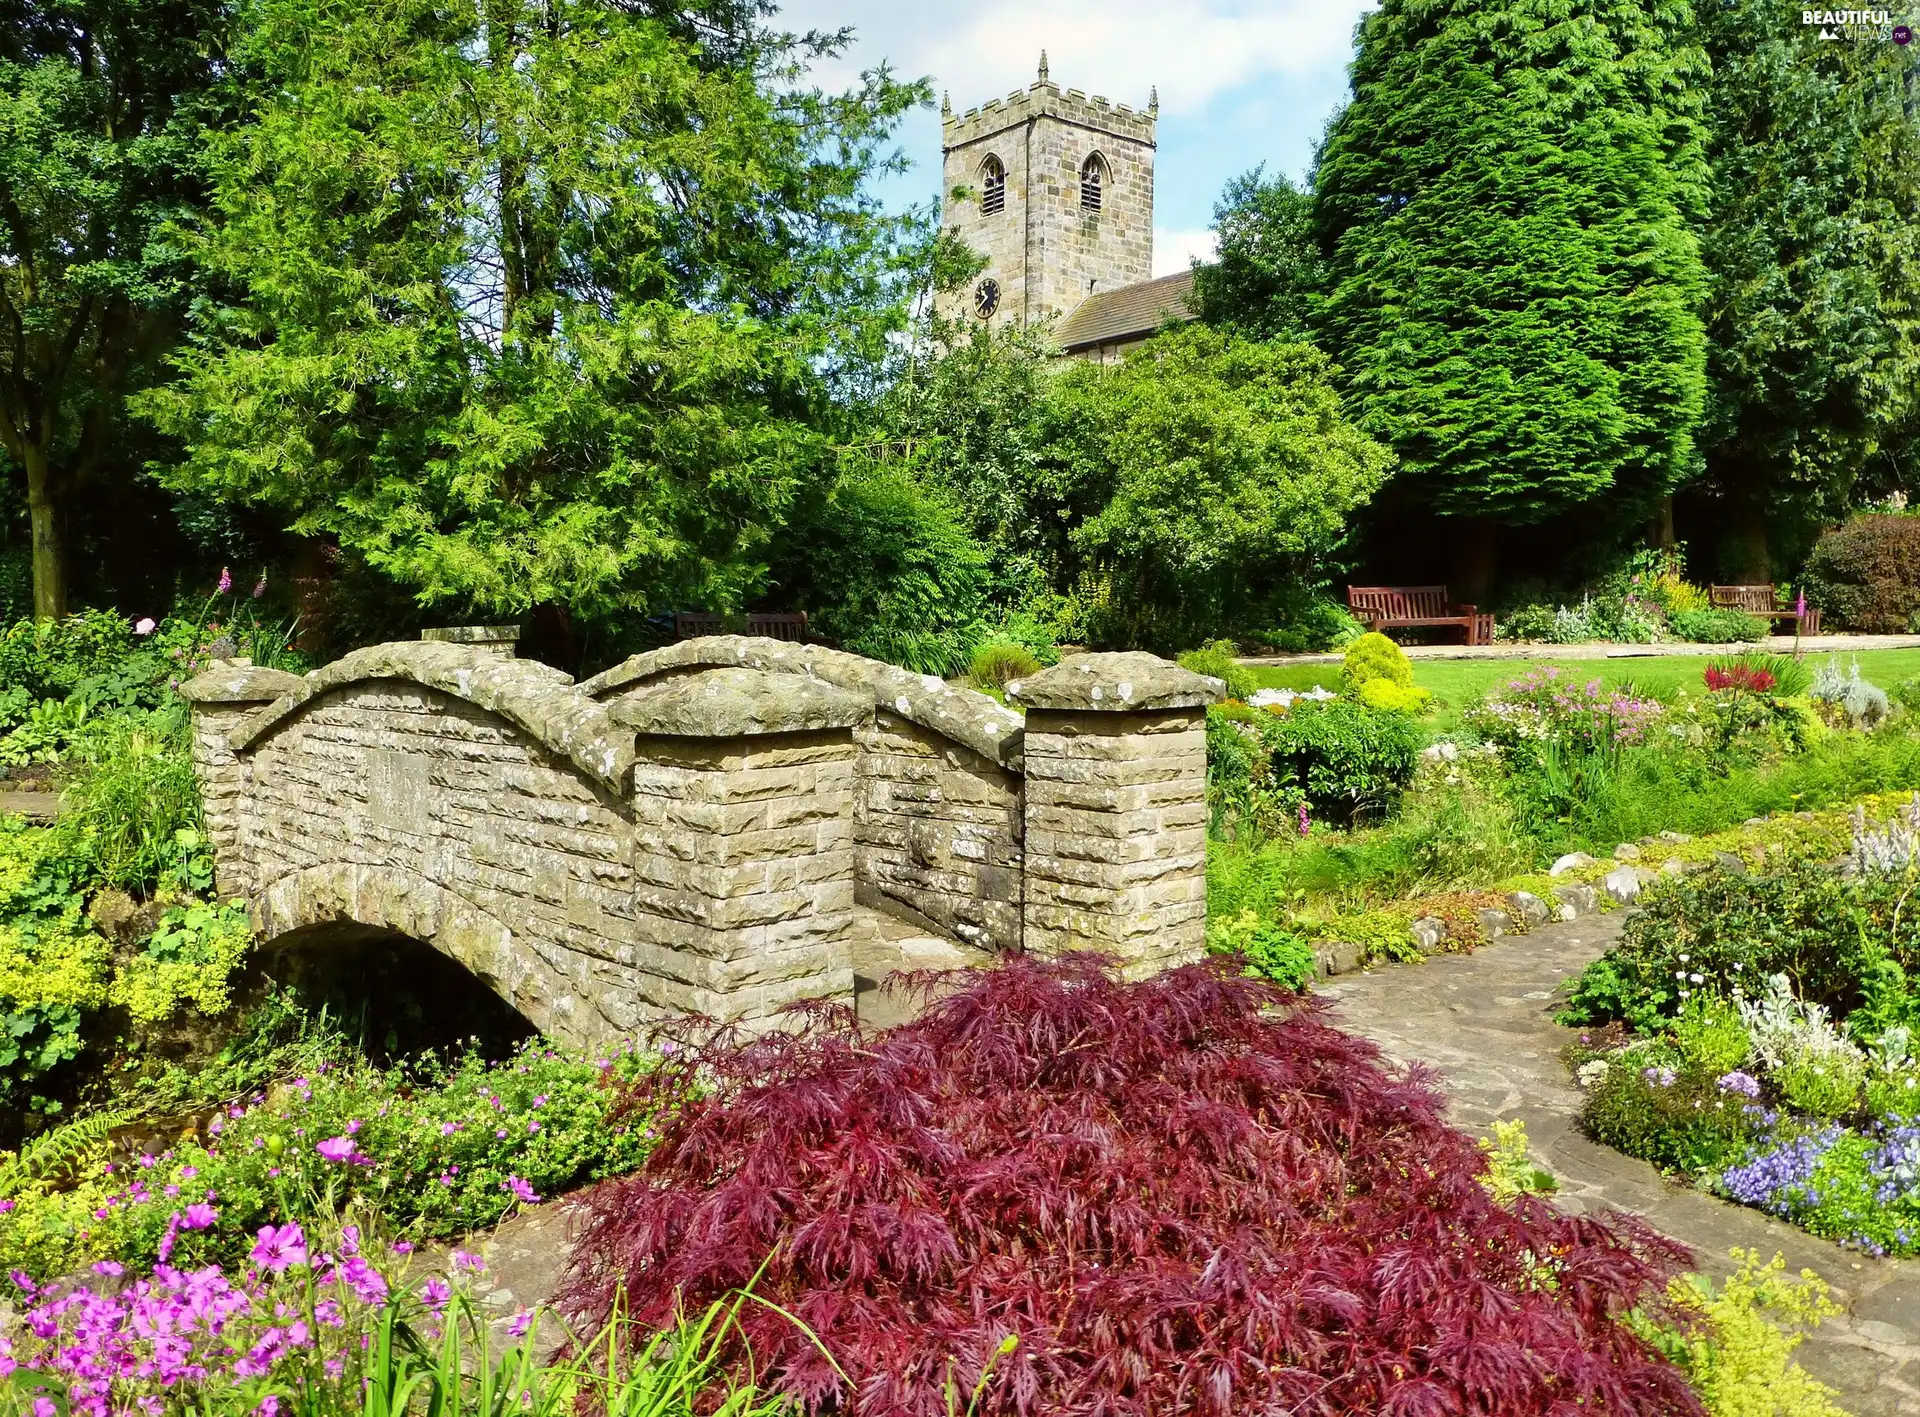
[{"x1": 181, "y1": 632, "x2": 1219, "y2": 1048}]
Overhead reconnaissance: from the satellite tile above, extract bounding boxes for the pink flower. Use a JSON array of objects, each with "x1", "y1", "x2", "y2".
[
  {"x1": 216, "y1": 567, "x2": 232, "y2": 594},
  {"x1": 507, "y1": 1309, "x2": 534, "y2": 1338},
  {"x1": 503, "y1": 1175, "x2": 541, "y2": 1205},
  {"x1": 439, "y1": 1121, "x2": 459, "y2": 1136},
  {"x1": 252, "y1": 574, "x2": 267, "y2": 599},
  {"x1": 390, "y1": 1241, "x2": 414, "y2": 1256},
  {"x1": 90, "y1": 1260, "x2": 122, "y2": 1277},
  {"x1": 180, "y1": 1204, "x2": 217, "y2": 1231},
  {"x1": 419, "y1": 1277, "x2": 451, "y2": 1311},
  {"x1": 315, "y1": 1137, "x2": 356, "y2": 1163},
  {"x1": 250, "y1": 1222, "x2": 308, "y2": 1273},
  {"x1": 133, "y1": 617, "x2": 156, "y2": 636},
  {"x1": 452, "y1": 1250, "x2": 484, "y2": 1274}
]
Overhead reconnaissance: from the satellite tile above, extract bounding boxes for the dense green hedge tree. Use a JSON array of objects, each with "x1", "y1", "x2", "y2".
[
  {"x1": 1691, "y1": 9, "x2": 1920, "y2": 579},
  {"x1": 1189, "y1": 167, "x2": 1326, "y2": 343},
  {"x1": 0, "y1": 0, "x2": 226, "y2": 619},
  {"x1": 1040, "y1": 325, "x2": 1392, "y2": 650},
  {"x1": 142, "y1": 0, "x2": 926, "y2": 630},
  {"x1": 1315, "y1": 0, "x2": 1711, "y2": 593}
]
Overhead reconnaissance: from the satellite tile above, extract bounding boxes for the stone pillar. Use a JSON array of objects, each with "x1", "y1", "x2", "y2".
[
  {"x1": 612, "y1": 667, "x2": 869, "y2": 1027},
  {"x1": 177, "y1": 661, "x2": 306, "y2": 901},
  {"x1": 1007, "y1": 652, "x2": 1220, "y2": 977}
]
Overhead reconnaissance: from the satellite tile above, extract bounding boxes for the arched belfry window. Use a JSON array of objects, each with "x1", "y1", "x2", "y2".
[
  {"x1": 980, "y1": 155, "x2": 1006, "y2": 215},
  {"x1": 1080, "y1": 154, "x2": 1106, "y2": 212}
]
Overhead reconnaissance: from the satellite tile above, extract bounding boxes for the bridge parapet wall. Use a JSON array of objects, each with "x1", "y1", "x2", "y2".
[
  {"x1": 183, "y1": 636, "x2": 1219, "y2": 1042},
  {"x1": 582, "y1": 638, "x2": 1029, "y2": 950}
]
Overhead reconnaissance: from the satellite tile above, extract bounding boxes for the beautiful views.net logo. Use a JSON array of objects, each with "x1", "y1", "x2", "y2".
[{"x1": 1800, "y1": 8, "x2": 1915, "y2": 40}]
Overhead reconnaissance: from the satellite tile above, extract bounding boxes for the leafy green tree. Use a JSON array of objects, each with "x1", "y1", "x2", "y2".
[
  {"x1": 1314, "y1": 0, "x2": 1711, "y2": 594},
  {"x1": 0, "y1": 0, "x2": 223, "y2": 618},
  {"x1": 1690, "y1": 11, "x2": 1920, "y2": 579},
  {"x1": 1190, "y1": 167, "x2": 1327, "y2": 341},
  {"x1": 1041, "y1": 324, "x2": 1392, "y2": 649},
  {"x1": 142, "y1": 0, "x2": 926, "y2": 630}
]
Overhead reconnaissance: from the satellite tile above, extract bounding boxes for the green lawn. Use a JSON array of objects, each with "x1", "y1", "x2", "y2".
[{"x1": 1247, "y1": 648, "x2": 1920, "y2": 732}]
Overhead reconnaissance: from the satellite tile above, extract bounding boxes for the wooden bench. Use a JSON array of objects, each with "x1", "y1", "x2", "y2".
[
  {"x1": 674, "y1": 611, "x2": 810, "y2": 642},
  {"x1": 1346, "y1": 586, "x2": 1493, "y2": 646},
  {"x1": 1710, "y1": 586, "x2": 1820, "y2": 635}
]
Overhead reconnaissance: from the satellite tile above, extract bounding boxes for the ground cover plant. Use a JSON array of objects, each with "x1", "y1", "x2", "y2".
[
  {"x1": 1, "y1": 1211, "x2": 788, "y2": 1416},
  {"x1": 0, "y1": 1031, "x2": 660, "y2": 1283},
  {"x1": 1562, "y1": 796, "x2": 1920, "y2": 1255},
  {"x1": 561, "y1": 955, "x2": 1702, "y2": 1417}
]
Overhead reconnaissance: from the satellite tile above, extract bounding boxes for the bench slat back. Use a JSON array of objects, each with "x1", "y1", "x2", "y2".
[
  {"x1": 747, "y1": 612, "x2": 809, "y2": 642},
  {"x1": 1711, "y1": 585, "x2": 1780, "y2": 613},
  {"x1": 1348, "y1": 585, "x2": 1454, "y2": 619},
  {"x1": 674, "y1": 612, "x2": 724, "y2": 639}
]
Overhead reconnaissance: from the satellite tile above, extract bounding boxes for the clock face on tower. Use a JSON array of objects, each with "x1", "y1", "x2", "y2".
[{"x1": 974, "y1": 278, "x2": 1001, "y2": 319}]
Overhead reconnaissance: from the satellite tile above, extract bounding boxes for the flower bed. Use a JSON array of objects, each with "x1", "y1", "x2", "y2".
[{"x1": 1564, "y1": 797, "x2": 1920, "y2": 1254}]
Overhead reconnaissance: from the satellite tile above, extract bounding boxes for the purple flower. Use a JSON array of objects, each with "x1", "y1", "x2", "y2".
[
  {"x1": 180, "y1": 1204, "x2": 217, "y2": 1231},
  {"x1": 252, "y1": 574, "x2": 267, "y2": 600},
  {"x1": 216, "y1": 567, "x2": 232, "y2": 595},
  {"x1": 1716, "y1": 1070, "x2": 1762, "y2": 1098},
  {"x1": 315, "y1": 1137, "x2": 356, "y2": 1163},
  {"x1": 452, "y1": 1250, "x2": 485, "y2": 1274},
  {"x1": 1641, "y1": 1066, "x2": 1677, "y2": 1088},
  {"x1": 503, "y1": 1175, "x2": 541, "y2": 1205},
  {"x1": 1721, "y1": 1128, "x2": 1841, "y2": 1212},
  {"x1": 507, "y1": 1309, "x2": 534, "y2": 1338},
  {"x1": 250, "y1": 1222, "x2": 308, "y2": 1273},
  {"x1": 419, "y1": 1277, "x2": 451, "y2": 1311}
]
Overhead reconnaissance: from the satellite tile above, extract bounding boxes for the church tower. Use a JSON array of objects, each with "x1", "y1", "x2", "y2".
[{"x1": 938, "y1": 55, "x2": 1157, "y2": 330}]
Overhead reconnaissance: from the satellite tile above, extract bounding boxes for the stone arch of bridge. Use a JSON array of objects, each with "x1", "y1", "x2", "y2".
[{"x1": 251, "y1": 862, "x2": 582, "y2": 1047}]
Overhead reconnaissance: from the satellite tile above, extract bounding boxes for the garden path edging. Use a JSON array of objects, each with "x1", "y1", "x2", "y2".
[{"x1": 1320, "y1": 911, "x2": 1920, "y2": 1416}]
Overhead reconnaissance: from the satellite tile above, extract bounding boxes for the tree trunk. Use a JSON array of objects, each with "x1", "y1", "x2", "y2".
[
  {"x1": 1449, "y1": 517, "x2": 1498, "y2": 606},
  {"x1": 1722, "y1": 499, "x2": 1771, "y2": 583},
  {"x1": 24, "y1": 449, "x2": 66, "y2": 621},
  {"x1": 1648, "y1": 495, "x2": 1676, "y2": 550}
]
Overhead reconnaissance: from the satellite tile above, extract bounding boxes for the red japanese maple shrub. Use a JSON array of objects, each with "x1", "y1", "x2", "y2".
[{"x1": 562, "y1": 956, "x2": 1699, "y2": 1417}]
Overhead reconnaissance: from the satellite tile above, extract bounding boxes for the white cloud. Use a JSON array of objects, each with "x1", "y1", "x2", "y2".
[
  {"x1": 1153, "y1": 227, "x2": 1218, "y2": 278},
  {"x1": 782, "y1": 0, "x2": 1370, "y2": 118}
]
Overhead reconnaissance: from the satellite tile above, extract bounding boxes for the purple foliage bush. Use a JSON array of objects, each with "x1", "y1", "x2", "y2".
[{"x1": 562, "y1": 956, "x2": 1702, "y2": 1416}]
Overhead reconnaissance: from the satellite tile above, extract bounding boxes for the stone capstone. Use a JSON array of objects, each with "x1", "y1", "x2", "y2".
[
  {"x1": 1005, "y1": 652, "x2": 1223, "y2": 712},
  {"x1": 176, "y1": 662, "x2": 306, "y2": 706},
  {"x1": 610, "y1": 668, "x2": 871, "y2": 738}
]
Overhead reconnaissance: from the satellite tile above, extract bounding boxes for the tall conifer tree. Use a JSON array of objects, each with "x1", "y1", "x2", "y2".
[
  {"x1": 1315, "y1": 0, "x2": 1710, "y2": 593},
  {"x1": 1691, "y1": 11, "x2": 1920, "y2": 579}
]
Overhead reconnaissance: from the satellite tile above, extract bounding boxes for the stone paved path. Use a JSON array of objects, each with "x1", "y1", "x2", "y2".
[{"x1": 1321, "y1": 912, "x2": 1920, "y2": 1415}]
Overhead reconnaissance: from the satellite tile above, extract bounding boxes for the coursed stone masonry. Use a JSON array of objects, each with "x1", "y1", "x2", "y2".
[{"x1": 182, "y1": 634, "x2": 1218, "y2": 1045}]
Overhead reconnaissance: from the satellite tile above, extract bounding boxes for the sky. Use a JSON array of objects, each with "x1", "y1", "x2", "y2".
[{"x1": 775, "y1": 0, "x2": 1377, "y2": 276}]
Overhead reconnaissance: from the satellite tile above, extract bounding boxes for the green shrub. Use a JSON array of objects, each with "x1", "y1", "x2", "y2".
[
  {"x1": 1356, "y1": 677, "x2": 1432, "y2": 715},
  {"x1": 965, "y1": 638, "x2": 1041, "y2": 693},
  {"x1": 0, "y1": 818, "x2": 110, "y2": 1106},
  {"x1": 1496, "y1": 604, "x2": 1558, "y2": 642},
  {"x1": 1579, "y1": 1049, "x2": 1763, "y2": 1176},
  {"x1": 109, "y1": 899, "x2": 253, "y2": 1025},
  {"x1": 1258, "y1": 592, "x2": 1364, "y2": 653},
  {"x1": 1205, "y1": 909, "x2": 1316, "y2": 989},
  {"x1": 1255, "y1": 700, "x2": 1422, "y2": 827},
  {"x1": 1672, "y1": 995, "x2": 1753, "y2": 1076},
  {"x1": 1803, "y1": 512, "x2": 1920, "y2": 633},
  {"x1": 1560, "y1": 860, "x2": 1888, "y2": 1033},
  {"x1": 1633, "y1": 1250, "x2": 1848, "y2": 1417},
  {"x1": 58, "y1": 707, "x2": 204, "y2": 893},
  {"x1": 987, "y1": 609, "x2": 1061, "y2": 666},
  {"x1": 1340, "y1": 631, "x2": 1414, "y2": 694},
  {"x1": 1177, "y1": 640, "x2": 1256, "y2": 701},
  {"x1": 0, "y1": 611, "x2": 137, "y2": 700},
  {"x1": 1669, "y1": 607, "x2": 1769, "y2": 643},
  {"x1": 0, "y1": 1038, "x2": 662, "y2": 1280}
]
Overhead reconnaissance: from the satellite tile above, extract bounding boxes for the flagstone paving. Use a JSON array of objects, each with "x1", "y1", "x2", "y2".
[{"x1": 1320, "y1": 912, "x2": 1920, "y2": 1416}]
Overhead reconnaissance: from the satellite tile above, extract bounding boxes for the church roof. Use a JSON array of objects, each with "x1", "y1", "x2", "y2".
[{"x1": 1054, "y1": 268, "x2": 1199, "y2": 352}]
